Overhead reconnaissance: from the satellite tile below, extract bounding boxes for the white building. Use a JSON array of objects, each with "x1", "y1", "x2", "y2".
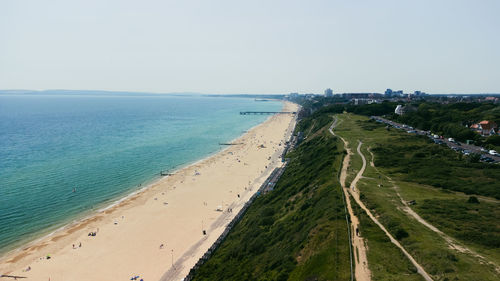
[{"x1": 395, "y1": 104, "x2": 404, "y2": 115}]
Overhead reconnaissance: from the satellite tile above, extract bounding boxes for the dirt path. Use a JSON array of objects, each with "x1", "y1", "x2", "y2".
[
  {"x1": 329, "y1": 119, "x2": 371, "y2": 281},
  {"x1": 330, "y1": 117, "x2": 433, "y2": 281},
  {"x1": 349, "y1": 141, "x2": 366, "y2": 192},
  {"x1": 367, "y1": 148, "x2": 500, "y2": 274}
]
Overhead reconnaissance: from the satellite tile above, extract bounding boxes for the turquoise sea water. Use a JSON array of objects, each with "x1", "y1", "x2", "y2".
[{"x1": 0, "y1": 93, "x2": 282, "y2": 254}]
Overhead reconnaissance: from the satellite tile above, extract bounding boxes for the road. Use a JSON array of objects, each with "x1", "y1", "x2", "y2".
[{"x1": 371, "y1": 116, "x2": 500, "y2": 163}]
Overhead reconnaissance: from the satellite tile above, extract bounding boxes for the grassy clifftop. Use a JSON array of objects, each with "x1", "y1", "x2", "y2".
[{"x1": 192, "y1": 125, "x2": 350, "y2": 280}]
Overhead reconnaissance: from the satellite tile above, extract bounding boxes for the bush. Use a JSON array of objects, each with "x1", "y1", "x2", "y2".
[
  {"x1": 467, "y1": 196, "x2": 480, "y2": 204},
  {"x1": 395, "y1": 228, "x2": 409, "y2": 240}
]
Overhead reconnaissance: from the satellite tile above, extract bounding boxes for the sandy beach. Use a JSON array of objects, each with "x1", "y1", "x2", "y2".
[{"x1": 0, "y1": 101, "x2": 298, "y2": 281}]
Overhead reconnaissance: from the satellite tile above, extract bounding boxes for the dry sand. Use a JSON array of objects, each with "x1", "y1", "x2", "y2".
[{"x1": 0, "y1": 102, "x2": 298, "y2": 281}]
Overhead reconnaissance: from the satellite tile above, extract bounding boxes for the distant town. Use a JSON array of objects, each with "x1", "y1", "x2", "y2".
[{"x1": 286, "y1": 88, "x2": 500, "y2": 105}]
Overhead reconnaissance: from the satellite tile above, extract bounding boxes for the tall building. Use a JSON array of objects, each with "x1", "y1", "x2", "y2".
[
  {"x1": 324, "y1": 88, "x2": 333, "y2": 97},
  {"x1": 384, "y1": 89, "x2": 393, "y2": 97}
]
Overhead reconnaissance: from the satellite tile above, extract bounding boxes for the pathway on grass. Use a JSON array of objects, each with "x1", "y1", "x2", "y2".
[
  {"x1": 330, "y1": 116, "x2": 433, "y2": 281},
  {"x1": 349, "y1": 141, "x2": 366, "y2": 192},
  {"x1": 329, "y1": 118, "x2": 370, "y2": 281},
  {"x1": 366, "y1": 148, "x2": 500, "y2": 274}
]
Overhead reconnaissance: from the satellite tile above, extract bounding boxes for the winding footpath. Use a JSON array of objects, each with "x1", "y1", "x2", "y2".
[
  {"x1": 349, "y1": 141, "x2": 366, "y2": 192},
  {"x1": 330, "y1": 117, "x2": 434, "y2": 281},
  {"x1": 329, "y1": 119, "x2": 371, "y2": 281}
]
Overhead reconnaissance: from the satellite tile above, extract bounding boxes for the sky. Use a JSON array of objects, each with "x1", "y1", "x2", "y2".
[{"x1": 1, "y1": 0, "x2": 499, "y2": 94}]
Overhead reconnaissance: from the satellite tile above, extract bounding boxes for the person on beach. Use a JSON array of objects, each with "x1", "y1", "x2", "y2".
[{"x1": 79, "y1": 242, "x2": 81, "y2": 248}]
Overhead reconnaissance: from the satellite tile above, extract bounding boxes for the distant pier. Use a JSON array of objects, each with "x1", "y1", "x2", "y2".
[{"x1": 239, "y1": 111, "x2": 296, "y2": 115}]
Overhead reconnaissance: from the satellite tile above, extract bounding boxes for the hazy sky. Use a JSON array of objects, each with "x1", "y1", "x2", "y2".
[{"x1": 1, "y1": 0, "x2": 499, "y2": 94}]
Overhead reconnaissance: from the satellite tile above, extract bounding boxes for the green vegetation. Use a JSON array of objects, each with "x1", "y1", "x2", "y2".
[
  {"x1": 335, "y1": 113, "x2": 500, "y2": 280},
  {"x1": 372, "y1": 132, "x2": 500, "y2": 199},
  {"x1": 416, "y1": 198, "x2": 500, "y2": 249},
  {"x1": 350, "y1": 199, "x2": 424, "y2": 281},
  {"x1": 295, "y1": 97, "x2": 500, "y2": 149},
  {"x1": 192, "y1": 105, "x2": 500, "y2": 281},
  {"x1": 193, "y1": 125, "x2": 350, "y2": 280},
  {"x1": 345, "y1": 102, "x2": 399, "y2": 116},
  {"x1": 394, "y1": 102, "x2": 500, "y2": 147},
  {"x1": 295, "y1": 105, "x2": 343, "y2": 137}
]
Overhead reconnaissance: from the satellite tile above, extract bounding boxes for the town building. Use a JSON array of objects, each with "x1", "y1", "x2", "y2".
[
  {"x1": 324, "y1": 88, "x2": 333, "y2": 97},
  {"x1": 470, "y1": 121, "x2": 498, "y2": 136}
]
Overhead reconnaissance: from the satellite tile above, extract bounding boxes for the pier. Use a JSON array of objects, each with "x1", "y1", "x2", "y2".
[{"x1": 239, "y1": 111, "x2": 296, "y2": 115}]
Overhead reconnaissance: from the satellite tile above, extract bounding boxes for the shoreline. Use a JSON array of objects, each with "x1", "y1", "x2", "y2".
[
  {"x1": 0, "y1": 107, "x2": 276, "y2": 260},
  {"x1": 0, "y1": 101, "x2": 298, "y2": 280}
]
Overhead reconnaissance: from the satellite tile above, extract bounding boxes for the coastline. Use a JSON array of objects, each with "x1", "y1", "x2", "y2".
[
  {"x1": 0, "y1": 100, "x2": 279, "y2": 259},
  {"x1": 0, "y1": 101, "x2": 298, "y2": 281},
  {"x1": 0, "y1": 112, "x2": 268, "y2": 260}
]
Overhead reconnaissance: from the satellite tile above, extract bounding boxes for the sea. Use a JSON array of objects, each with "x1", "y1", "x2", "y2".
[{"x1": 0, "y1": 92, "x2": 282, "y2": 255}]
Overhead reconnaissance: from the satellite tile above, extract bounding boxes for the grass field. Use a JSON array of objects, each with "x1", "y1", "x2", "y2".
[{"x1": 334, "y1": 113, "x2": 500, "y2": 281}]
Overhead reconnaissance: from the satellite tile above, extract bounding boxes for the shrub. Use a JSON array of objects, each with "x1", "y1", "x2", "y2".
[
  {"x1": 467, "y1": 196, "x2": 480, "y2": 204},
  {"x1": 395, "y1": 228, "x2": 409, "y2": 240}
]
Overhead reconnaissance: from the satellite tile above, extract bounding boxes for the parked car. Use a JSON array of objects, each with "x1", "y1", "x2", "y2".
[
  {"x1": 448, "y1": 138, "x2": 455, "y2": 142},
  {"x1": 489, "y1": 150, "x2": 498, "y2": 156},
  {"x1": 481, "y1": 156, "x2": 495, "y2": 163}
]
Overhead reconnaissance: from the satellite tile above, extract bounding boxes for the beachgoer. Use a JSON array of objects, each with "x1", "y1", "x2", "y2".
[
  {"x1": 72, "y1": 244, "x2": 75, "y2": 249},
  {"x1": 79, "y1": 242, "x2": 81, "y2": 248},
  {"x1": 159, "y1": 244, "x2": 164, "y2": 249},
  {"x1": 356, "y1": 228, "x2": 359, "y2": 236}
]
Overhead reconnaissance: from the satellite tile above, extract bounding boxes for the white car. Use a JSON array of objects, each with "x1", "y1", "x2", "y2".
[{"x1": 489, "y1": 150, "x2": 498, "y2": 156}]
